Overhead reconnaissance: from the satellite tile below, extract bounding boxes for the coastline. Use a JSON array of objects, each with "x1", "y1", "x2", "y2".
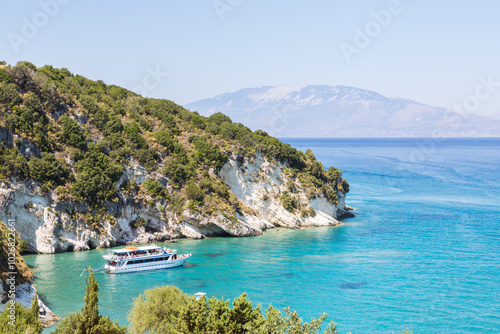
[{"x1": 0, "y1": 282, "x2": 59, "y2": 327}]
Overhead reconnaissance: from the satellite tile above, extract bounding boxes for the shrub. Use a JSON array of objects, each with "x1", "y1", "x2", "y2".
[
  {"x1": 128, "y1": 285, "x2": 339, "y2": 334},
  {"x1": 71, "y1": 146, "x2": 123, "y2": 204},
  {"x1": 128, "y1": 286, "x2": 192, "y2": 334},
  {"x1": 18, "y1": 239, "x2": 27, "y2": 252},
  {"x1": 191, "y1": 114, "x2": 206, "y2": 129},
  {"x1": 0, "y1": 295, "x2": 43, "y2": 334},
  {"x1": 106, "y1": 132, "x2": 125, "y2": 150},
  {"x1": 0, "y1": 143, "x2": 29, "y2": 178},
  {"x1": 190, "y1": 136, "x2": 227, "y2": 171},
  {"x1": 309, "y1": 207, "x2": 316, "y2": 217},
  {"x1": 0, "y1": 67, "x2": 14, "y2": 83},
  {"x1": 199, "y1": 177, "x2": 215, "y2": 194},
  {"x1": 28, "y1": 152, "x2": 71, "y2": 186},
  {"x1": 327, "y1": 166, "x2": 342, "y2": 181},
  {"x1": 79, "y1": 95, "x2": 99, "y2": 114},
  {"x1": 153, "y1": 130, "x2": 175, "y2": 151},
  {"x1": 341, "y1": 179, "x2": 350, "y2": 193},
  {"x1": 143, "y1": 179, "x2": 166, "y2": 198},
  {"x1": 59, "y1": 116, "x2": 87, "y2": 150},
  {"x1": 120, "y1": 178, "x2": 139, "y2": 194},
  {"x1": 0, "y1": 82, "x2": 22, "y2": 106},
  {"x1": 124, "y1": 122, "x2": 147, "y2": 149},
  {"x1": 104, "y1": 116, "x2": 124, "y2": 135},
  {"x1": 40, "y1": 184, "x2": 49, "y2": 195},
  {"x1": 208, "y1": 112, "x2": 232, "y2": 125},
  {"x1": 163, "y1": 154, "x2": 194, "y2": 185},
  {"x1": 280, "y1": 192, "x2": 298, "y2": 213},
  {"x1": 185, "y1": 180, "x2": 204, "y2": 203},
  {"x1": 170, "y1": 193, "x2": 186, "y2": 216},
  {"x1": 129, "y1": 216, "x2": 146, "y2": 229},
  {"x1": 134, "y1": 149, "x2": 159, "y2": 170}
]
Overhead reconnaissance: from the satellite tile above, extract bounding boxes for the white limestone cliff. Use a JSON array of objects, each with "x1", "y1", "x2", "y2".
[{"x1": 0, "y1": 154, "x2": 351, "y2": 254}]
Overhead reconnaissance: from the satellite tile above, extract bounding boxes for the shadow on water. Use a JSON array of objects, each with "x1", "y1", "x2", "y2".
[
  {"x1": 192, "y1": 282, "x2": 208, "y2": 290},
  {"x1": 339, "y1": 281, "x2": 369, "y2": 290},
  {"x1": 205, "y1": 253, "x2": 223, "y2": 258},
  {"x1": 183, "y1": 263, "x2": 199, "y2": 268}
]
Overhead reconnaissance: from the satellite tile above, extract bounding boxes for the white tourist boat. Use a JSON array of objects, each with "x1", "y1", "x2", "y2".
[{"x1": 99, "y1": 244, "x2": 191, "y2": 274}]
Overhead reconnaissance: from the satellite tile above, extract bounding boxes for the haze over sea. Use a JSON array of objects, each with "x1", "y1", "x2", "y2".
[{"x1": 27, "y1": 138, "x2": 500, "y2": 334}]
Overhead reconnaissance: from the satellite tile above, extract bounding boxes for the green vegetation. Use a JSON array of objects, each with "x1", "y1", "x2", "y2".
[
  {"x1": 0, "y1": 221, "x2": 40, "y2": 333},
  {"x1": 281, "y1": 192, "x2": 298, "y2": 213},
  {"x1": 59, "y1": 116, "x2": 86, "y2": 150},
  {"x1": 128, "y1": 285, "x2": 340, "y2": 334},
  {"x1": 0, "y1": 142, "x2": 29, "y2": 179},
  {"x1": 142, "y1": 179, "x2": 167, "y2": 198},
  {"x1": 28, "y1": 153, "x2": 71, "y2": 186},
  {"x1": 129, "y1": 217, "x2": 146, "y2": 229},
  {"x1": 47, "y1": 273, "x2": 413, "y2": 334},
  {"x1": 0, "y1": 294, "x2": 43, "y2": 334},
  {"x1": 0, "y1": 61, "x2": 348, "y2": 228},
  {"x1": 71, "y1": 145, "x2": 123, "y2": 205},
  {"x1": 52, "y1": 271, "x2": 126, "y2": 334},
  {"x1": 0, "y1": 221, "x2": 33, "y2": 287},
  {"x1": 185, "y1": 180, "x2": 204, "y2": 203},
  {"x1": 189, "y1": 135, "x2": 227, "y2": 171}
]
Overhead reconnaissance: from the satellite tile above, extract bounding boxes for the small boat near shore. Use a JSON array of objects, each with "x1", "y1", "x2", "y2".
[{"x1": 85, "y1": 244, "x2": 191, "y2": 274}]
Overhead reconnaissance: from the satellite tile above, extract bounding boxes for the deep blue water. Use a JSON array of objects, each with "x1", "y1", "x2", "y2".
[{"x1": 26, "y1": 138, "x2": 500, "y2": 333}]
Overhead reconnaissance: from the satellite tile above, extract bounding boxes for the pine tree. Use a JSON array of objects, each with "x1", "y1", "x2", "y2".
[
  {"x1": 52, "y1": 270, "x2": 126, "y2": 334},
  {"x1": 29, "y1": 293, "x2": 40, "y2": 325},
  {"x1": 79, "y1": 271, "x2": 100, "y2": 333}
]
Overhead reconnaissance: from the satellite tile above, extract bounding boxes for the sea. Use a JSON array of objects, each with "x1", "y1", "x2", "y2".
[{"x1": 25, "y1": 138, "x2": 500, "y2": 334}]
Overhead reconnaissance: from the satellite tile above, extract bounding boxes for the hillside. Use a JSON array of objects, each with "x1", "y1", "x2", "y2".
[
  {"x1": 0, "y1": 62, "x2": 351, "y2": 254},
  {"x1": 185, "y1": 85, "x2": 500, "y2": 137},
  {"x1": 0, "y1": 220, "x2": 32, "y2": 296}
]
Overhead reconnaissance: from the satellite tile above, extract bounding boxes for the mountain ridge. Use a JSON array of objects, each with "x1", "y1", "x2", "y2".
[{"x1": 185, "y1": 84, "x2": 500, "y2": 137}]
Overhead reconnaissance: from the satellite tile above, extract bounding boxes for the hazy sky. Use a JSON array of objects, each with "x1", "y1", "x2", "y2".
[{"x1": 1, "y1": 0, "x2": 499, "y2": 116}]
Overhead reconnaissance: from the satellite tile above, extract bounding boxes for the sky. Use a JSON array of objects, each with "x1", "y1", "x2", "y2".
[{"x1": 1, "y1": 0, "x2": 499, "y2": 117}]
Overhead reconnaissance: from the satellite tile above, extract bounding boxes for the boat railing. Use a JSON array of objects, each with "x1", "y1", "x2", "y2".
[{"x1": 108, "y1": 249, "x2": 171, "y2": 262}]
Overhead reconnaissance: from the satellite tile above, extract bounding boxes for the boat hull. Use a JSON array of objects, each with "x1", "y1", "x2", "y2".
[{"x1": 105, "y1": 256, "x2": 190, "y2": 274}]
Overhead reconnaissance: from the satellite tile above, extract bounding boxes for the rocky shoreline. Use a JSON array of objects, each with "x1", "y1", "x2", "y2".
[
  {"x1": 0, "y1": 152, "x2": 354, "y2": 328},
  {"x1": 0, "y1": 282, "x2": 59, "y2": 327},
  {"x1": 0, "y1": 153, "x2": 353, "y2": 254}
]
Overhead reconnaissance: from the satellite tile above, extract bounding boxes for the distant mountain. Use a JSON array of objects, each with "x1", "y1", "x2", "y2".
[
  {"x1": 185, "y1": 85, "x2": 500, "y2": 137},
  {"x1": 489, "y1": 112, "x2": 500, "y2": 121}
]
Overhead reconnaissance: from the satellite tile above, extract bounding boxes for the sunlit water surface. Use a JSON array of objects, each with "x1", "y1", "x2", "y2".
[{"x1": 25, "y1": 138, "x2": 500, "y2": 334}]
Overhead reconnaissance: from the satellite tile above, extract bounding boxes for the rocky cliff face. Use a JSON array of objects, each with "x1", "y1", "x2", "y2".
[
  {"x1": 219, "y1": 153, "x2": 347, "y2": 229},
  {"x1": 0, "y1": 154, "x2": 349, "y2": 254}
]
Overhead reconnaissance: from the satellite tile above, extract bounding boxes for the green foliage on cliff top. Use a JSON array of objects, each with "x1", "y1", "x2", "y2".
[{"x1": 0, "y1": 61, "x2": 347, "y2": 217}]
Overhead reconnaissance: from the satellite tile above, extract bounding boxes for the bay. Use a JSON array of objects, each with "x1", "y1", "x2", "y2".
[{"x1": 25, "y1": 138, "x2": 500, "y2": 333}]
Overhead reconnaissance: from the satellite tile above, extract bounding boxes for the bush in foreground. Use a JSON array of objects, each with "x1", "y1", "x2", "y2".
[
  {"x1": 128, "y1": 285, "x2": 340, "y2": 334},
  {"x1": 0, "y1": 294, "x2": 42, "y2": 334},
  {"x1": 47, "y1": 271, "x2": 414, "y2": 334}
]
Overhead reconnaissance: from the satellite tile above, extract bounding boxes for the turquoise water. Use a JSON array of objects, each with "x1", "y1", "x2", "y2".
[{"x1": 25, "y1": 138, "x2": 500, "y2": 334}]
